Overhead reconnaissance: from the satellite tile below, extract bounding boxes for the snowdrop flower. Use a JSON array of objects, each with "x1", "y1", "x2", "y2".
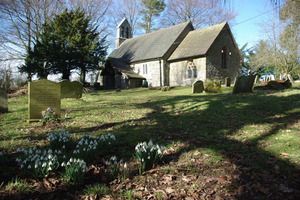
[
  {"x1": 61, "y1": 162, "x2": 66, "y2": 167},
  {"x1": 28, "y1": 165, "x2": 32, "y2": 169}
]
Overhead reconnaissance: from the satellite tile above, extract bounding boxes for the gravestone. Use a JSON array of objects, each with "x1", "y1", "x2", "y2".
[
  {"x1": 192, "y1": 80, "x2": 204, "y2": 93},
  {"x1": 28, "y1": 80, "x2": 61, "y2": 121},
  {"x1": 225, "y1": 77, "x2": 231, "y2": 87},
  {"x1": 232, "y1": 75, "x2": 256, "y2": 94},
  {"x1": 60, "y1": 80, "x2": 83, "y2": 99},
  {"x1": 0, "y1": 86, "x2": 8, "y2": 113}
]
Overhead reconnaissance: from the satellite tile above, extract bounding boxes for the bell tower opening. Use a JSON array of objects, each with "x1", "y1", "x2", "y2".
[{"x1": 116, "y1": 18, "x2": 132, "y2": 48}]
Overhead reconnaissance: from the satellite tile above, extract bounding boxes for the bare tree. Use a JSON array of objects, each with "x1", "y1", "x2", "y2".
[
  {"x1": 65, "y1": 0, "x2": 112, "y2": 35},
  {"x1": 0, "y1": 0, "x2": 64, "y2": 60},
  {"x1": 162, "y1": 0, "x2": 237, "y2": 29},
  {"x1": 112, "y1": 0, "x2": 142, "y2": 35},
  {"x1": 252, "y1": 0, "x2": 299, "y2": 80},
  {"x1": 0, "y1": 0, "x2": 112, "y2": 61}
]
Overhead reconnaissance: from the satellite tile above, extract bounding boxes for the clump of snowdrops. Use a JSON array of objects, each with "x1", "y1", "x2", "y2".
[
  {"x1": 73, "y1": 133, "x2": 116, "y2": 161},
  {"x1": 16, "y1": 147, "x2": 61, "y2": 177},
  {"x1": 135, "y1": 140, "x2": 166, "y2": 173},
  {"x1": 61, "y1": 158, "x2": 88, "y2": 186},
  {"x1": 105, "y1": 156, "x2": 129, "y2": 181},
  {"x1": 47, "y1": 129, "x2": 71, "y2": 151}
]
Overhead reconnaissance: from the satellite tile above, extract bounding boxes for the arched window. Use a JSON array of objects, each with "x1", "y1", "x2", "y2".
[
  {"x1": 187, "y1": 61, "x2": 197, "y2": 78},
  {"x1": 221, "y1": 46, "x2": 227, "y2": 69}
]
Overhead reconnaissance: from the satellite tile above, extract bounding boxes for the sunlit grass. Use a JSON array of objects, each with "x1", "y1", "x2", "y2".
[{"x1": 0, "y1": 84, "x2": 299, "y2": 181}]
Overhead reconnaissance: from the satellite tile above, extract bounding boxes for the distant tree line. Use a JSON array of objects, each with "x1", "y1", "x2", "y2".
[
  {"x1": 241, "y1": 0, "x2": 299, "y2": 80},
  {"x1": 0, "y1": 0, "x2": 298, "y2": 82}
]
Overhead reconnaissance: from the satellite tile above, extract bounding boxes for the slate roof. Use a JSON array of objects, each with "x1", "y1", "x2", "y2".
[
  {"x1": 109, "y1": 58, "x2": 145, "y2": 79},
  {"x1": 109, "y1": 21, "x2": 193, "y2": 63},
  {"x1": 168, "y1": 22, "x2": 227, "y2": 61}
]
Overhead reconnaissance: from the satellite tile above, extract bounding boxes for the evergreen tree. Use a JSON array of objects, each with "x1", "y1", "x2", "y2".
[
  {"x1": 20, "y1": 9, "x2": 107, "y2": 81},
  {"x1": 139, "y1": 0, "x2": 165, "y2": 33}
]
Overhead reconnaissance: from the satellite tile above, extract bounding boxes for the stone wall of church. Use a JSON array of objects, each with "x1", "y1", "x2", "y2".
[
  {"x1": 169, "y1": 57, "x2": 206, "y2": 86},
  {"x1": 206, "y1": 29, "x2": 241, "y2": 83},
  {"x1": 131, "y1": 60, "x2": 164, "y2": 87}
]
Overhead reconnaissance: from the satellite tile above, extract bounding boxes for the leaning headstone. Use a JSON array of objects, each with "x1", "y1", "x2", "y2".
[
  {"x1": 192, "y1": 80, "x2": 204, "y2": 93},
  {"x1": 60, "y1": 80, "x2": 83, "y2": 99},
  {"x1": 232, "y1": 75, "x2": 256, "y2": 94},
  {"x1": 28, "y1": 80, "x2": 61, "y2": 121},
  {"x1": 225, "y1": 77, "x2": 231, "y2": 87},
  {"x1": 0, "y1": 86, "x2": 8, "y2": 113}
]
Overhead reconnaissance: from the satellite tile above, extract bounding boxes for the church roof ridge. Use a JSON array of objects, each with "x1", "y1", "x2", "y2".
[{"x1": 109, "y1": 21, "x2": 193, "y2": 63}]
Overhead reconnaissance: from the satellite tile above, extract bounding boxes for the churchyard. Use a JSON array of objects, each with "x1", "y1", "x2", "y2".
[{"x1": 0, "y1": 84, "x2": 299, "y2": 199}]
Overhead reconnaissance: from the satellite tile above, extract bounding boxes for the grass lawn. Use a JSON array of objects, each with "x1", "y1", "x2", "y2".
[{"x1": 0, "y1": 84, "x2": 299, "y2": 199}]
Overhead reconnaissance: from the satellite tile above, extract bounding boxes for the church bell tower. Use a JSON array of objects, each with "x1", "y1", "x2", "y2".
[{"x1": 116, "y1": 18, "x2": 132, "y2": 48}]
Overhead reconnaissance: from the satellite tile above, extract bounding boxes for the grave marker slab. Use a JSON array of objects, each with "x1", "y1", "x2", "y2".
[
  {"x1": 192, "y1": 80, "x2": 204, "y2": 93},
  {"x1": 60, "y1": 80, "x2": 83, "y2": 99},
  {"x1": 232, "y1": 75, "x2": 256, "y2": 94},
  {"x1": 29, "y1": 80, "x2": 61, "y2": 120},
  {"x1": 0, "y1": 86, "x2": 8, "y2": 113}
]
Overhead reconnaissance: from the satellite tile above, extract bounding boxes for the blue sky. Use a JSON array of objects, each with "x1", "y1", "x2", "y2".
[{"x1": 231, "y1": 0, "x2": 276, "y2": 48}]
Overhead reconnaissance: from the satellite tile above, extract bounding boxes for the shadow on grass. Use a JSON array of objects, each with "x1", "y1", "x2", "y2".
[
  {"x1": 3, "y1": 89, "x2": 299, "y2": 199},
  {"x1": 97, "y1": 91, "x2": 299, "y2": 199}
]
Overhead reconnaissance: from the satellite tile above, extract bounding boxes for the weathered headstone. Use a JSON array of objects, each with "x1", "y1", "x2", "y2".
[
  {"x1": 232, "y1": 75, "x2": 256, "y2": 94},
  {"x1": 60, "y1": 80, "x2": 83, "y2": 99},
  {"x1": 225, "y1": 77, "x2": 231, "y2": 87},
  {"x1": 28, "y1": 80, "x2": 61, "y2": 121},
  {"x1": 192, "y1": 80, "x2": 204, "y2": 93},
  {"x1": 0, "y1": 86, "x2": 8, "y2": 113}
]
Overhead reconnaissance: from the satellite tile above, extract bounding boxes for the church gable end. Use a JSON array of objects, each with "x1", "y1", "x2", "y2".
[{"x1": 206, "y1": 24, "x2": 241, "y2": 82}]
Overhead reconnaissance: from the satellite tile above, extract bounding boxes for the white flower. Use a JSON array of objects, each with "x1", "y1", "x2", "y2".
[
  {"x1": 61, "y1": 162, "x2": 66, "y2": 167},
  {"x1": 28, "y1": 165, "x2": 32, "y2": 169},
  {"x1": 124, "y1": 163, "x2": 128, "y2": 169},
  {"x1": 42, "y1": 162, "x2": 47, "y2": 167},
  {"x1": 48, "y1": 166, "x2": 52, "y2": 171}
]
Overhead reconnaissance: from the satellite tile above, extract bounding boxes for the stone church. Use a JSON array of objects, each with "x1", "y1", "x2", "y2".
[{"x1": 102, "y1": 18, "x2": 242, "y2": 89}]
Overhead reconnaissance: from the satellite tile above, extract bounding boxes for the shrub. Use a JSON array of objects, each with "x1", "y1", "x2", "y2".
[
  {"x1": 204, "y1": 79, "x2": 222, "y2": 93},
  {"x1": 135, "y1": 140, "x2": 165, "y2": 173}
]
